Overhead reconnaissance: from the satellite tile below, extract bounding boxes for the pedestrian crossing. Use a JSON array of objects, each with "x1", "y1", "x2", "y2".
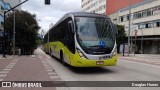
[
  {"x1": 0, "y1": 59, "x2": 19, "y2": 81},
  {"x1": 39, "y1": 55, "x2": 62, "y2": 81}
]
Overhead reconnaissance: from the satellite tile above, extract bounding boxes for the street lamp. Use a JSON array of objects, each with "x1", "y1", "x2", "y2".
[{"x1": 13, "y1": 10, "x2": 16, "y2": 56}]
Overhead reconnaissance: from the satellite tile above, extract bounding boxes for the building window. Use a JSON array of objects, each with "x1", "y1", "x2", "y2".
[
  {"x1": 146, "y1": 9, "x2": 152, "y2": 16},
  {"x1": 120, "y1": 16, "x2": 123, "y2": 22},
  {"x1": 156, "y1": 22, "x2": 160, "y2": 27}
]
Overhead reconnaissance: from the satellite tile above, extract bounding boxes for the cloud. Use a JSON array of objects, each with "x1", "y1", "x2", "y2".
[{"x1": 22, "y1": 0, "x2": 81, "y2": 32}]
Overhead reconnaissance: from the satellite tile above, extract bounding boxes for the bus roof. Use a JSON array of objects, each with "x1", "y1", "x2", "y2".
[
  {"x1": 65, "y1": 12, "x2": 109, "y2": 18},
  {"x1": 45, "y1": 12, "x2": 110, "y2": 35}
]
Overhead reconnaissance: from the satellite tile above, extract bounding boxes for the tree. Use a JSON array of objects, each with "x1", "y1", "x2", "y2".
[
  {"x1": 6, "y1": 10, "x2": 40, "y2": 55},
  {"x1": 116, "y1": 25, "x2": 126, "y2": 53}
]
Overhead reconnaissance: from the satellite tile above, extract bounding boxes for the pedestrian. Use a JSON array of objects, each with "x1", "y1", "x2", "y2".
[{"x1": 18, "y1": 48, "x2": 21, "y2": 55}]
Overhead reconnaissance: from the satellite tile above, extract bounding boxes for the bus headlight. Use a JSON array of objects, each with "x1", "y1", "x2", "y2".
[
  {"x1": 113, "y1": 51, "x2": 116, "y2": 56},
  {"x1": 77, "y1": 49, "x2": 87, "y2": 59}
]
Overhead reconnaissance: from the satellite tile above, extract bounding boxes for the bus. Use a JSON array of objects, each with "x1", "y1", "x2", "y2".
[{"x1": 43, "y1": 12, "x2": 118, "y2": 67}]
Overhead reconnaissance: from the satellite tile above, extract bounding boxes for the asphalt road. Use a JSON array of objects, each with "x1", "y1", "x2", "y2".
[{"x1": 36, "y1": 48, "x2": 160, "y2": 90}]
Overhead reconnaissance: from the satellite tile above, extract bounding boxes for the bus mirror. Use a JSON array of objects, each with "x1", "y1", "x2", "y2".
[{"x1": 68, "y1": 21, "x2": 74, "y2": 34}]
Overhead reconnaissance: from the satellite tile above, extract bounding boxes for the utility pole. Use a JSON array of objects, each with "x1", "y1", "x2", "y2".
[
  {"x1": 13, "y1": 10, "x2": 15, "y2": 56},
  {"x1": 127, "y1": 0, "x2": 131, "y2": 56},
  {"x1": 140, "y1": 29, "x2": 143, "y2": 54}
]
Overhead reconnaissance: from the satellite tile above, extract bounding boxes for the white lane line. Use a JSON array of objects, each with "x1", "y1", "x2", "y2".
[
  {"x1": 5, "y1": 67, "x2": 13, "y2": 69},
  {"x1": 46, "y1": 69, "x2": 53, "y2": 72},
  {"x1": 3, "y1": 69, "x2": 11, "y2": 71},
  {"x1": 45, "y1": 67, "x2": 52, "y2": 69},
  {"x1": 10, "y1": 63, "x2": 16, "y2": 65},
  {"x1": 0, "y1": 71, "x2": 9, "y2": 74},
  {"x1": 44, "y1": 65, "x2": 50, "y2": 67},
  {"x1": 48, "y1": 72, "x2": 57, "y2": 75},
  {"x1": 50, "y1": 76, "x2": 60, "y2": 79},
  {"x1": 0, "y1": 74, "x2": 6, "y2": 77}
]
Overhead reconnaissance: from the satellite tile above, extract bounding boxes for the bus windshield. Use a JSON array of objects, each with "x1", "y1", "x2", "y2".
[{"x1": 75, "y1": 17, "x2": 115, "y2": 50}]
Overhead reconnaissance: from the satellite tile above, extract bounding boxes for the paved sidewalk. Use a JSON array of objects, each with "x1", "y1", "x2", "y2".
[
  {"x1": 118, "y1": 54, "x2": 160, "y2": 66},
  {"x1": 0, "y1": 53, "x2": 63, "y2": 90}
]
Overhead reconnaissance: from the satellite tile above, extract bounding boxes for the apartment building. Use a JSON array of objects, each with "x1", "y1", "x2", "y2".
[
  {"x1": 109, "y1": 0, "x2": 160, "y2": 54},
  {"x1": 81, "y1": 0, "x2": 106, "y2": 14}
]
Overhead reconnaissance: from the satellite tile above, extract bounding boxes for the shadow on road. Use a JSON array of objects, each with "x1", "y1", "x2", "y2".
[
  {"x1": 50, "y1": 55, "x2": 116, "y2": 74},
  {"x1": 67, "y1": 66, "x2": 115, "y2": 74}
]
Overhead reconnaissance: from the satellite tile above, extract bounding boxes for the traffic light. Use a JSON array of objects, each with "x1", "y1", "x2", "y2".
[{"x1": 45, "y1": 0, "x2": 50, "y2": 5}]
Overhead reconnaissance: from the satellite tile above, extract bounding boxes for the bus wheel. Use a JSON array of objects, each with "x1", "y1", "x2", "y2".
[
  {"x1": 50, "y1": 48, "x2": 53, "y2": 56},
  {"x1": 60, "y1": 51, "x2": 67, "y2": 66}
]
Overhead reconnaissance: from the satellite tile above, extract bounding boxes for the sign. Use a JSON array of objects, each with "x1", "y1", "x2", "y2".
[
  {"x1": 134, "y1": 29, "x2": 138, "y2": 37},
  {"x1": 125, "y1": 25, "x2": 138, "y2": 31}
]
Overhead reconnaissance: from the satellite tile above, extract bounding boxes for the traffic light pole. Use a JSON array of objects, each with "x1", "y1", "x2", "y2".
[{"x1": 2, "y1": 0, "x2": 29, "y2": 57}]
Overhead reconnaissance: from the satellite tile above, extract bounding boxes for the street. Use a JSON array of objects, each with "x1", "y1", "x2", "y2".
[{"x1": 0, "y1": 48, "x2": 160, "y2": 90}]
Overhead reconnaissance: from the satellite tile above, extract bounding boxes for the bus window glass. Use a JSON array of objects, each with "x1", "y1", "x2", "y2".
[{"x1": 75, "y1": 17, "x2": 115, "y2": 50}]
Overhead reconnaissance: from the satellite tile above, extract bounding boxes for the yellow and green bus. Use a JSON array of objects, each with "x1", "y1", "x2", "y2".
[{"x1": 43, "y1": 12, "x2": 118, "y2": 67}]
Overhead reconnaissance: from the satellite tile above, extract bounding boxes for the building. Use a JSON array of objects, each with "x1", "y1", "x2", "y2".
[
  {"x1": 81, "y1": 0, "x2": 160, "y2": 54},
  {"x1": 0, "y1": 0, "x2": 21, "y2": 53},
  {"x1": 81, "y1": 0, "x2": 106, "y2": 14},
  {"x1": 81, "y1": 0, "x2": 143, "y2": 15},
  {"x1": 3, "y1": 0, "x2": 21, "y2": 10},
  {"x1": 109, "y1": 0, "x2": 160, "y2": 54},
  {"x1": 106, "y1": 0, "x2": 143, "y2": 15}
]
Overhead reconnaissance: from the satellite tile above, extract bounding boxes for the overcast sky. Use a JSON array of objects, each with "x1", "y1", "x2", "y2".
[{"x1": 22, "y1": 0, "x2": 81, "y2": 33}]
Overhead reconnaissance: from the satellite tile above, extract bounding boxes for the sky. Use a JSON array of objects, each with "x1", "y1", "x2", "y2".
[{"x1": 22, "y1": 0, "x2": 81, "y2": 33}]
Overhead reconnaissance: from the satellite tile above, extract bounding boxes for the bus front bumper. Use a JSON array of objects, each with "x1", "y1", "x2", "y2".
[{"x1": 70, "y1": 55, "x2": 117, "y2": 67}]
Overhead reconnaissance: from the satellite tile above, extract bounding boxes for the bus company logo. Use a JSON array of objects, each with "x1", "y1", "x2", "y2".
[
  {"x1": 2, "y1": 82, "x2": 11, "y2": 87},
  {"x1": 99, "y1": 56, "x2": 108, "y2": 60}
]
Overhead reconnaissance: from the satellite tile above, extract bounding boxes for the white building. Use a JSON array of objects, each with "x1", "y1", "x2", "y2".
[
  {"x1": 109, "y1": 0, "x2": 160, "y2": 54},
  {"x1": 81, "y1": 0, "x2": 106, "y2": 14}
]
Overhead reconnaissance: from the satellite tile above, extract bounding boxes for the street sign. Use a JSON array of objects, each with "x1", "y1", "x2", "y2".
[
  {"x1": 125, "y1": 25, "x2": 138, "y2": 31},
  {"x1": 134, "y1": 29, "x2": 138, "y2": 37}
]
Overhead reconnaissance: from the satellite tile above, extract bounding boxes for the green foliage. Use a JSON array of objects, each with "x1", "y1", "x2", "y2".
[
  {"x1": 6, "y1": 10, "x2": 40, "y2": 55},
  {"x1": 116, "y1": 25, "x2": 126, "y2": 53}
]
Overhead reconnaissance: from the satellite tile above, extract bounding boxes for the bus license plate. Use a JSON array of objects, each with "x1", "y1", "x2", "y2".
[{"x1": 96, "y1": 61, "x2": 104, "y2": 65}]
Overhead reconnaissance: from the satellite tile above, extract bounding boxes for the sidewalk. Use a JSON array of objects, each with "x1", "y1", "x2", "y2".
[
  {"x1": 118, "y1": 54, "x2": 160, "y2": 66},
  {"x1": 0, "y1": 55, "x2": 18, "y2": 60},
  {"x1": 0, "y1": 51, "x2": 63, "y2": 90}
]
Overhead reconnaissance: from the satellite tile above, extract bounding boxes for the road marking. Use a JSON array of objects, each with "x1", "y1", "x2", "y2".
[
  {"x1": 3, "y1": 69, "x2": 11, "y2": 71},
  {"x1": 44, "y1": 65, "x2": 50, "y2": 67},
  {"x1": 0, "y1": 71, "x2": 9, "y2": 74},
  {"x1": 0, "y1": 74, "x2": 6, "y2": 77},
  {"x1": 48, "y1": 72, "x2": 57, "y2": 75},
  {"x1": 45, "y1": 66, "x2": 52, "y2": 69},
  {"x1": 6, "y1": 66, "x2": 14, "y2": 69},
  {"x1": 50, "y1": 76, "x2": 60, "y2": 79},
  {"x1": 47, "y1": 69, "x2": 53, "y2": 72}
]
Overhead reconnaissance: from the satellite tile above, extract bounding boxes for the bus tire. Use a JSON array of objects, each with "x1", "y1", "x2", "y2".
[
  {"x1": 50, "y1": 48, "x2": 52, "y2": 56},
  {"x1": 60, "y1": 51, "x2": 67, "y2": 66}
]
